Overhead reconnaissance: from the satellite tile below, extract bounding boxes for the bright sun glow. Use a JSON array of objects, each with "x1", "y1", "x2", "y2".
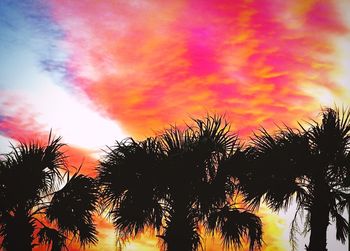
[{"x1": 9, "y1": 81, "x2": 126, "y2": 150}]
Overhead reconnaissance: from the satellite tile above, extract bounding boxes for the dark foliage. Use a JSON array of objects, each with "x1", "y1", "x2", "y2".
[
  {"x1": 0, "y1": 133, "x2": 98, "y2": 251},
  {"x1": 236, "y1": 107, "x2": 350, "y2": 251},
  {"x1": 98, "y1": 115, "x2": 263, "y2": 250}
]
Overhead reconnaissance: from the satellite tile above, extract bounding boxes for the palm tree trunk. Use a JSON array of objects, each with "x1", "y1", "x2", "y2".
[
  {"x1": 164, "y1": 207, "x2": 196, "y2": 251},
  {"x1": 162, "y1": 191, "x2": 198, "y2": 251},
  {"x1": 308, "y1": 206, "x2": 329, "y2": 251},
  {"x1": 307, "y1": 181, "x2": 330, "y2": 251},
  {"x1": 3, "y1": 208, "x2": 34, "y2": 251}
]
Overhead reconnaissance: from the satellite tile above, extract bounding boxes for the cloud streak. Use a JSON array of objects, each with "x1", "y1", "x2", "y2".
[{"x1": 48, "y1": 0, "x2": 350, "y2": 140}]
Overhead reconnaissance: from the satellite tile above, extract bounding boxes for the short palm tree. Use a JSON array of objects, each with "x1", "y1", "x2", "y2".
[
  {"x1": 235, "y1": 107, "x2": 350, "y2": 251},
  {"x1": 98, "y1": 116, "x2": 263, "y2": 251},
  {"x1": 0, "y1": 133, "x2": 98, "y2": 251}
]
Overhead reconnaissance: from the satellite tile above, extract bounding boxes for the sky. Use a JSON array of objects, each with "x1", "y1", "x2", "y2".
[{"x1": 0, "y1": 0, "x2": 349, "y2": 250}]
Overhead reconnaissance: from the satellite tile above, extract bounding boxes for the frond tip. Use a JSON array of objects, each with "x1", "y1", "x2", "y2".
[
  {"x1": 207, "y1": 206, "x2": 263, "y2": 251},
  {"x1": 38, "y1": 226, "x2": 67, "y2": 251}
]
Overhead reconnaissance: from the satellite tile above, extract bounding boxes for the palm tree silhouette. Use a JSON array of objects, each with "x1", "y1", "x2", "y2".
[
  {"x1": 0, "y1": 133, "x2": 98, "y2": 251},
  {"x1": 98, "y1": 116, "x2": 263, "y2": 251},
  {"x1": 235, "y1": 107, "x2": 350, "y2": 251}
]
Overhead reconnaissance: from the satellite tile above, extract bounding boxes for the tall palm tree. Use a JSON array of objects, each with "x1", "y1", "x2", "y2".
[
  {"x1": 235, "y1": 107, "x2": 350, "y2": 251},
  {"x1": 98, "y1": 116, "x2": 263, "y2": 251},
  {"x1": 0, "y1": 133, "x2": 98, "y2": 251}
]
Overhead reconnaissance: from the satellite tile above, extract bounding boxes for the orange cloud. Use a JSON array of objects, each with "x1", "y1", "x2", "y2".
[{"x1": 50, "y1": 0, "x2": 349, "y2": 141}]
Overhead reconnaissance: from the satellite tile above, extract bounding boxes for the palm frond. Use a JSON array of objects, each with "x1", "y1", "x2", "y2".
[
  {"x1": 98, "y1": 137, "x2": 164, "y2": 210},
  {"x1": 193, "y1": 115, "x2": 237, "y2": 155},
  {"x1": 207, "y1": 206, "x2": 262, "y2": 251},
  {"x1": 306, "y1": 107, "x2": 350, "y2": 170},
  {"x1": 161, "y1": 126, "x2": 191, "y2": 154},
  {"x1": 289, "y1": 198, "x2": 307, "y2": 251},
  {"x1": 240, "y1": 127, "x2": 310, "y2": 212},
  {"x1": 111, "y1": 190, "x2": 163, "y2": 239},
  {"x1": 0, "y1": 134, "x2": 66, "y2": 210},
  {"x1": 38, "y1": 226, "x2": 67, "y2": 251},
  {"x1": 332, "y1": 212, "x2": 349, "y2": 243},
  {"x1": 97, "y1": 137, "x2": 164, "y2": 241},
  {"x1": 329, "y1": 192, "x2": 350, "y2": 244},
  {"x1": 46, "y1": 174, "x2": 98, "y2": 246}
]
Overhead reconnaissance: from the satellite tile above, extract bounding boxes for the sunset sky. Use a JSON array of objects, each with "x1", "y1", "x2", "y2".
[{"x1": 0, "y1": 0, "x2": 349, "y2": 250}]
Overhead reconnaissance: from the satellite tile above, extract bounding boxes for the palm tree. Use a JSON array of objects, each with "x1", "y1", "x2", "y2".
[
  {"x1": 98, "y1": 116, "x2": 263, "y2": 251},
  {"x1": 235, "y1": 107, "x2": 350, "y2": 251},
  {"x1": 0, "y1": 133, "x2": 98, "y2": 251}
]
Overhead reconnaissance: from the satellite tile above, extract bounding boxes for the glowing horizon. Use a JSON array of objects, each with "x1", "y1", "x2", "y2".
[{"x1": 1, "y1": 0, "x2": 349, "y2": 250}]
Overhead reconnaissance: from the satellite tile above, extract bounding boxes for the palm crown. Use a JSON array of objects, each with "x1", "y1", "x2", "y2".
[
  {"x1": 0, "y1": 133, "x2": 98, "y2": 251},
  {"x1": 98, "y1": 116, "x2": 263, "y2": 251},
  {"x1": 235, "y1": 107, "x2": 350, "y2": 251}
]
